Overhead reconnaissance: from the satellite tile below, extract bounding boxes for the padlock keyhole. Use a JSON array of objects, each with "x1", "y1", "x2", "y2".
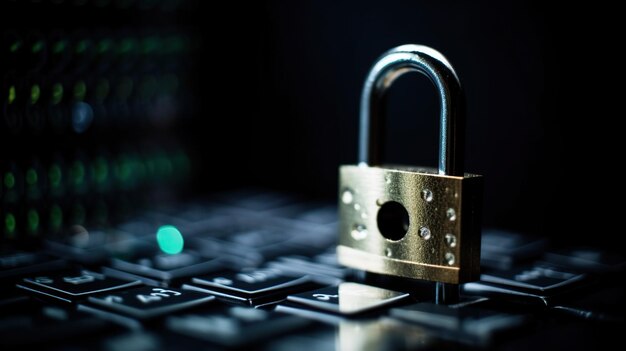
[{"x1": 377, "y1": 201, "x2": 410, "y2": 241}]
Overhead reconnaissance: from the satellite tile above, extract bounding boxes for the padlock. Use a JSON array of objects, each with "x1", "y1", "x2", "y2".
[{"x1": 337, "y1": 44, "x2": 483, "y2": 285}]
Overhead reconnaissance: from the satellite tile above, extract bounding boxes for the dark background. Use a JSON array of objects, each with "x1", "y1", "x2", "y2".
[
  {"x1": 2, "y1": 0, "x2": 621, "y2": 250},
  {"x1": 194, "y1": 1, "x2": 622, "y2": 249}
]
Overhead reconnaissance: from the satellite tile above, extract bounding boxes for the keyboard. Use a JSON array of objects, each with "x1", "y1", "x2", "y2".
[{"x1": 1, "y1": 190, "x2": 623, "y2": 350}]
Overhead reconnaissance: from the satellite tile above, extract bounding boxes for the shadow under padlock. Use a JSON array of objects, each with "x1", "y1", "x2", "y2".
[{"x1": 337, "y1": 44, "x2": 483, "y2": 304}]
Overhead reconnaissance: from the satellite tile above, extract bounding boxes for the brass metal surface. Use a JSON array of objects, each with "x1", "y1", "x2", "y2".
[{"x1": 338, "y1": 165, "x2": 482, "y2": 283}]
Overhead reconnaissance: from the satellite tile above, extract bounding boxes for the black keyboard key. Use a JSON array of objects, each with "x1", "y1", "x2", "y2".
[
  {"x1": 166, "y1": 306, "x2": 313, "y2": 347},
  {"x1": 481, "y1": 229, "x2": 547, "y2": 270},
  {"x1": 544, "y1": 248, "x2": 626, "y2": 274},
  {"x1": 390, "y1": 301, "x2": 529, "y2": 346},
  {"x1": 480, "y1": 263, "x2": 585, "y2": 292},
  {"x1": 83, "y1": 286, "x2": 215, "y2": 319},
  {"x1": 0, "y1": 250, "x2": 67, "y2": 283},
  {"x1": 0, "y1": 303, "x2": 118, "y2": 347},
  {"x1": 45, "y1": 229, "x2": 134, "y2": 264},
  {"x1": 462, "y1": 264, "x2": 586, "y2": 306},
  {"x1": 278, "y1": 282, "x2": 409, "y2": 316},
  {"x1": 109, "y1": 251, "x2": 224, "y2": 283},
  {"x1": 267, "y1": 256, "x2": 348, "y2": 284},
  {"x1": 188, "y1": 268, "x2": 311, "y2": 305},
  {"x1": 16, "y1": 270, "x2": 141, "y2": 303}
]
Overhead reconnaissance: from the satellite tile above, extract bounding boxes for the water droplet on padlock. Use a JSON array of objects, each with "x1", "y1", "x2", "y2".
[
  {"x1": 351, "y1": 224, "x2": 368, "y2": 240},
  {"x1": 445, "y1": 252, "x2": 456, "y2": 265},
  {"x1": 376, "y1": 198, "x2": 384, "y2": 206},
  {"x1": 341, "y1": 189, "x2": 354, "y2": 205},
  {"x1": 419, "y1": 226, "x2": 431, "y2": 240},
  {"x1": 360, "y1": 212, "x2": 368, "y2": 219},
  {"x1": 446, "y1": 208, "x2": 456, "y2": 221},
  {"x1": 354, "y1": 203, "x2": 361, "y2": 211},
  {"x1": 445, "y1": 233, "x2": 457, "y2": 248},
  {"x1": 385, "y1": 247, "x2": 392, "y2": 257},
  {"x1": 421, "y1": 189, "x2": 433, "y2": 202}
]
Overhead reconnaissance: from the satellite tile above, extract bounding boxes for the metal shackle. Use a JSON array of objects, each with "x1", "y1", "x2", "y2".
[{"x1": 358, "y1": 44, "x2": 465, "y2": 176}]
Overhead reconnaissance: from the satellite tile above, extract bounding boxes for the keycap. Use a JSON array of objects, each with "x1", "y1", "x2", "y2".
[
  {"x1": 544, "y1": 248, "x2": 625, "y2": 274},
  {"x1": 45, "y1": 229, "x2": 134, "y2": 264},
  {"x1": 166, "y1": 306, "x2": 313, "y2": 347},
  {"x1": 84, "y1": 286, "x2": 215, "y2": 319},
  {"x1": 267, "y1": 255, "x2": 347, "y2": 284},
  {"x1": 188, "y1": 267, "x2": 312, "y2": 305},
  {"x1": 481, "y1": 229, "x2": 547, "y2": 270},
  {"x1": 0, "y1": 250, "x2": 67, "y2": 283},
  {"x1": 462, "y1": 263, "x2": 585, "y2": 306},
  {"x1": 16, "y1": 270, "x2": 141, "y2": 303},
  {"x1": 0, "y1": 303, "x2": 118, "y2": 347},
  {"x1": 390, "y1": 301, "x2": 529, "y2": 346},
  {"x1": 278, "y1": 282, "x2": 409, "y2": 316},
  {"x1": 109, "y1": 251, "x2": 224, "y2": 283}
]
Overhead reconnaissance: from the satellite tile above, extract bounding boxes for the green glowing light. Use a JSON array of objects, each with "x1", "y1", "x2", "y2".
[
  {"x1": 8, "y1": 85, "x2": 16, "y2": 104},
  {"x1": 93, "y1": 157, "x2": 108, "y2": 184},
  {"x1": 4, "y1": 172, "x2": 15, "y2": 189},
  {"x1": 31, "y1": 40, "x2": 44, "y2": 53},
  {"x1": 156, "y1": 225, "x2": 184, "y2": 255},
  {"x1": 30, "y1": 84, "x2": 40, "y2": 104},
  {"x1": 53, "y1": 40, "x2": 66, "y2": 54},
  {"x1": 76, "y1": 40, "x2": 88, "y2": 54},
  {"x1": 49, "y1": 164, "x2": 62, "y2": 188},
  {"x1": 71, "y1": 161, "x2": 85, "y2": 187},
  {"x1": 118, "y1": 38, "x2": 135, "y2": 54},
  {"x1": 52, "y1": 83, "x2": 64, "y2": 105},
  {"x1": 5, "y1": 213, "x2": 16, "y2": 234},
  {"x1": 73, "y1": 81, "x2": 86, "y2": 101},
  {"x1": 10, "y1": 41, "x2": 21, "y2": 53},
  {"x1": 141, "y1": 37, "x2": 158, "y2": 54},
  {"x1": 97, "y1": 38, "x2": 113, "y2": 53},
  {"x1": 50, "y1": 205, "x2": 63, "y2": 230},
  {"x1": 26, "y1": 168, "x2": 38, "y2": 186},
  {"x1": 27, "y1": 209, "x2": 39, "y2": 232}
]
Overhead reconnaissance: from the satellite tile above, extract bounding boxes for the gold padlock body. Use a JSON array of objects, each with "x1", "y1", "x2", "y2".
[{"x1": 337, "y1": 165, "x2": 483, "y2": 284}]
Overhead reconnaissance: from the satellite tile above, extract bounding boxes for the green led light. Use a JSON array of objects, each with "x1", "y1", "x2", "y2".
[
  {"x1": 118, "y1": 38, "x2": 135, "y2": 54},
  {"x1": 156, "y1": 225, "x2": 184, "y2": 255},
  {"x1": 49, "y1": 164, "x2": 62, "y2": 188},
  {"x1": 10, "y1": 41, "x2": 21, "y2": 53},
  {"x1": 73, "y1": 81, "x2": 86, "y2": 101},
  {"x1": 5, "y1": 213, "x2": 16, "y2": 234},
  {"x1": 27, "y1": 209, "x2": 39, "y2": 232},
  {"x1": 71, "y1": 161, "x2": 85, "y2": 187},
  {"x1": 8, "y1": 85, "x2": 16, "y2": 104},
  {"x1": 26, "y1": 168, "x2": 38, "y2": 186},
  {"x1": 30, "y1": 84, "x2": 40, "y2": 104},
  {"x1": 50, "y1": 205, "x2": 63, "y2": 230},
  {"x1": 31, "y1": 40, "x2": 44, "y2": 53},
  {"x1": 53, "y1": 40, "x2": 66, "y2": 54},
  {"x1": 93, "y1": 157, "x2": 108, "y2": 184},
  {"x1": 52, "y1": 83, "x2": 64, "y2": 105},
  {"x1": 4, "y1": 172, "x2": 15, "y2": 189},
  {"x1": 76, "y1": 40, "x2": 88, "y2": 53},
  {"x1": 141, "y1": 37, "x2": 158, "y2": 54},
  {"x1": 97, "y1": 38, "x2": 113, "y2": 53}
]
